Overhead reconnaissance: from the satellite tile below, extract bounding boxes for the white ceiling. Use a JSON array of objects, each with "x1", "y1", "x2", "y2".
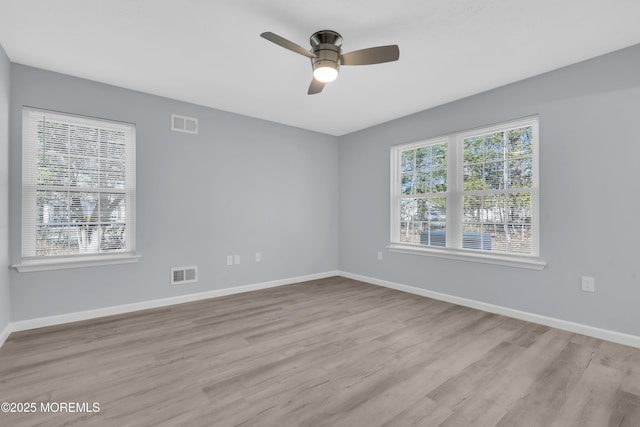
[{"x1": 1, "y1": 0, "x2": 639, "y2": 136}]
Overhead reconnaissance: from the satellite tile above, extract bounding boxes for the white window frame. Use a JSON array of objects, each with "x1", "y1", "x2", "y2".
[
  {"x1": 388, "y1": 116, "x2": 545, "y2": 270},
  {"x1": 14, "y1": 107, "x2": 140, "y2": 272}
]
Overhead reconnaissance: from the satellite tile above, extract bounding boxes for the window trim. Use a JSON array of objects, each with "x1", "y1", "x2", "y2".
[
  {"x1": 389, "y1": 116, "x2": 545, "y2": 270},
  {"x1": 386, "y1": 244, "x2": 546, "y2": 270},
  {"x1": 15, "y1": 107, "x2": 139, "y2": 272},
  {"x1": 13, "y1": 253, "x2": 141, "y2": 273}
]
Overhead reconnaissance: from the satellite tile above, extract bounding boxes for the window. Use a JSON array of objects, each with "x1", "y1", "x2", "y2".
[
  {"x1": 390, "y1": 116, "x2": 544, "y2": 269},
  {"x1": 17, "y1": 108, "x2": 138, "y2": 272}
]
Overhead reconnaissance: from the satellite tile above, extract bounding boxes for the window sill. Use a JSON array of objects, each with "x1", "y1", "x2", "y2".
[
  {"x1": 386, "y1": 244, "x2": 546, "y2": 270},
  {"x1": 13, "y1": 253, "x2": 141, "y2": 273}
]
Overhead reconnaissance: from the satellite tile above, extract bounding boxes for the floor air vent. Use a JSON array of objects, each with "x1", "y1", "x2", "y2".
[
  {"x1": 171, "y1": 114, "x2": 198, "y2": 134},
  {"x1": 171, "y1": 266, "x2": 198, "y2": 285}
]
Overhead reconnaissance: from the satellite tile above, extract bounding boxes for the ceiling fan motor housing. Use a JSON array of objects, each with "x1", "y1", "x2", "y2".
[{"x1": 310, "y1": 30, "x2": 342, "y2": 76}]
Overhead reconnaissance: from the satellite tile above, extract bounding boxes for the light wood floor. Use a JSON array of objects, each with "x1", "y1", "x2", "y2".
[{"x1": 1, "y1": 276, "x2": 640, "y2": 427}]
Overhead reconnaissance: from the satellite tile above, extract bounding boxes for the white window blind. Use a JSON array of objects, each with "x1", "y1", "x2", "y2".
[
  {"x1": 397, "y1": 139, "x2": 448, "y2": 247},
  {"x1": 459, "y1": 120, "x2": 538, "y2": 255},
  {"x1": 21, "y1": 108, "x2": 136, "y2": 262}
]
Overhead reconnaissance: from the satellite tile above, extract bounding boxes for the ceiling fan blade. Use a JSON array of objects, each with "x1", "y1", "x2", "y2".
[
  {"x1": 340, "y1": 45, "x2": 399, "y2": 65},
  {"x1": 308, "y1": 79, "x2": 325, "y2": 95},
  {"x1": 260, "y1": 32, "x2": 316, "y2": 59}
]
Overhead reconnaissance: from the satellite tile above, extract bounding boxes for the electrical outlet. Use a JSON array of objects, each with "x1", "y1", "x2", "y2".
[
  {"x1": 377, "y1": 251, "x2": 383, "y2": 261},
  {"x1": 581, "y1": 276, "x2": 595, "y2": 293},
  {"x1": 255, "y1": 252, "x2": 261, "y2": 263},
  {"x1": 226, "y1": 255, "x2": 233, "y2": 266},
  {"x1": 234, "y1": 254, "x2": 240, "y2": 265}
]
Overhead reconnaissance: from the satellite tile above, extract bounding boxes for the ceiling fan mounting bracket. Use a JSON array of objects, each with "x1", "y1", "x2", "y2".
[{"x1": 310, "y1": 30, "x2": 343, "y2": 48}]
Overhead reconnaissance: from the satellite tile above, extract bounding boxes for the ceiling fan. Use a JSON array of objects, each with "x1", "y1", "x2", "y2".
[{"x1": 260, "y1": 30, "x2": 399, "y2": 95}]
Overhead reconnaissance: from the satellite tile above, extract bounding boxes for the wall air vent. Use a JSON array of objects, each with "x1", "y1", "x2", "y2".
[
  {"x1": 171, "y1": 266, "x2": 198, "y2": 285},
  {"x1": 171, "y1": 114, "x2": 198, "y2": 134}
]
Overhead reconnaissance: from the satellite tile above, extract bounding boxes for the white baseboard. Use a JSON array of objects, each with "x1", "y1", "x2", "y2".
[
  {"x1": 0, "y1": 322, "x2": 11, "y2": 348},
  {"x1": 9, "y1": 271, "x2": 339, "y2": 334},
  {"x1": 339, "y1": 271, "x2": 640, "y2": 349},
  {"x1": 5, "y1": 270, "x2": 639, "y2": 351}
]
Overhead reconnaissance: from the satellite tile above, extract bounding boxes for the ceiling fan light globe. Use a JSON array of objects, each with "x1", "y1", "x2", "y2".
[{"x1": 313, "y1": 66, "x2": 338, "y2": 83}]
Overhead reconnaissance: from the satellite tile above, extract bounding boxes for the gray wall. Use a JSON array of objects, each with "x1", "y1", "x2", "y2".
[
  {"x1": 5, "y1": 44, "x2": 640, "y2": 340},
  {"x1": 0, "y1": 44, "x2": 10, "y2": 332},
  {"x1": 339, "y1": 44, "x2": 640, "y2": 336},
  {"x1": 9, "y1": 65, "x2": 339, "y2": 321}
]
